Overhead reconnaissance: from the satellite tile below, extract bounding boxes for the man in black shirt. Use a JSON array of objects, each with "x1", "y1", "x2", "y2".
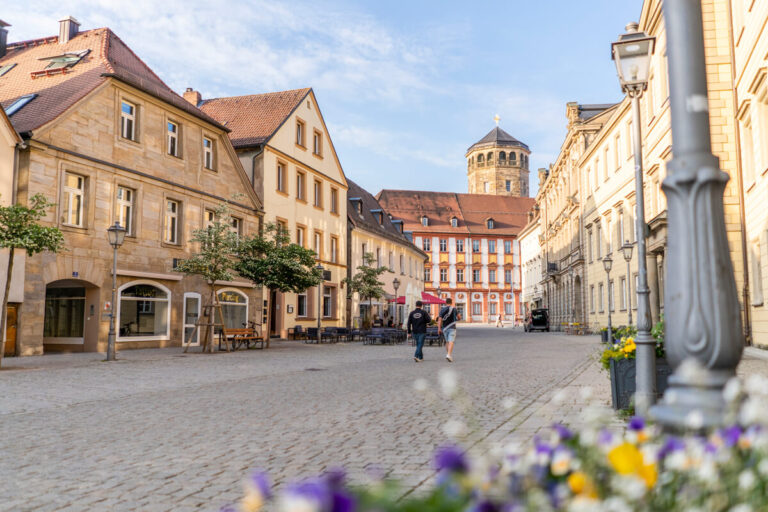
[{"x1": 407, "y1": 300, "x2": 431, "y2": 362}]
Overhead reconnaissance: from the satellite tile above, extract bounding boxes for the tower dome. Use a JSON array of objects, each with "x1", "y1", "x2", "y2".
[{"x1": 465, "y1": 120, "x2": 531, "y2": 197}]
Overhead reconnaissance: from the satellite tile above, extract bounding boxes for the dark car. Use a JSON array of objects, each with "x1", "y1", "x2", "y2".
[{"x1": 525, "y1": 308, "x2": 549, "y2": 332}]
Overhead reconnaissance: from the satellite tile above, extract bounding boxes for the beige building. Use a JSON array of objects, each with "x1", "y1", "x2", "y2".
[
  {"x1": 731, "y1": 0, "x2": 768, "y2": 347},
  {"x1": 0, "y1": 102, "x2": 24, "y2": 356},
  {"x1": 530, "y1": 0, "x2": 747, "y2": 336},
  {"x1": 518, "y1": 207, "x2": 541, "y2": 316},
  {"x1": 198, "y1": 88, "x2": 348, "y2": 338},
  {"x1": 466, "y1": 123, "x2": 531, "y2": 197},
  {"x1": 346, "y1": 179, "x2": 426, "y2": 328},
  {"x1": 0, "y1": 19, "x2": 263, "y2": 355}
]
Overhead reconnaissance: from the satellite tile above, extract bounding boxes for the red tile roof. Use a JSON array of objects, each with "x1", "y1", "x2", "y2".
[
  {"x1": 0, "y1": 28, "x2": 226, "y2": 134},
  {"x1": 199, "y1": 88, "x2": 311, "y2": 148},
  {"x1": 376, "y1": 189, "x2": 535, "y2": 236}
]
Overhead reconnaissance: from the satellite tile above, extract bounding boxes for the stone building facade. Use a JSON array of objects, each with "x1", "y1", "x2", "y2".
[
  {"x1": 465, "y1": 124, "x2": 531, "y2": 197},
  {"x1": 518, "y1": 207, "x2": 542, "y2": 318},
  {"x1": 346, "y1": 179, "x2": 426, "y2": 328},
  {"x1": 0, "y1": 20, "x2": 263, "y2": 355},
  {"x1": 377, "y1": 190, "x2": 533, "y2": 323},
  {"x1": 198, "y1": 88, "x2": 348, "y2": 339}
]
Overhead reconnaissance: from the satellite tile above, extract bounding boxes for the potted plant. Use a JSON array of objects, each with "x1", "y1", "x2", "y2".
[
  {"x1": 600, "y1": 318, "x2": 672, "y2": 410},
  {"x1": 600, "y1": 326, "x2": 609, "y2": 344}
]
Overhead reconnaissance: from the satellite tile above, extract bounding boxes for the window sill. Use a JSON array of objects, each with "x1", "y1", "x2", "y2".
[
  {"x1": 60, "y1": 223, "x2": 88, "y2": 232},
  {"x1": 203, "y1": 166, "x2": 217, "y2": 173},
  {"x1": 166, "y1": 153, "x2": 183, "y2": 160},
  {"x1": 312, "y1": 153, "x2": 323, "y2": 160},
  {"x1": 296, "y1": 198, "x2": 307, "y2": 204},
  {"x1": 330, "y1": 211, "x2": 340, "y2": 217},
  {"x1": 276, "y1": 189, "x2": 289, "y2": 197},
  {"x1": 161, "y1": 241, "x2": 183, "y2": 249},
  {"x1": 118, "y1": 135, "x2": 141, "y2": 147},
  {"x1": 313, "y1": 205, "x2": 324, "y2": 211},
  {"x1": 296, "y1": 143, "x2": 307, "y2": 151}
]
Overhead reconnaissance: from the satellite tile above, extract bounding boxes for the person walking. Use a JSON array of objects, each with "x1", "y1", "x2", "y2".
[
  {"x1": 495, "y1": 313, "x2": 504, "y2": 328},
  {"x1": 407, "y1": 300, "x2": 431, "y2": 362},
  {"x1": 438, "y1": 298, "x2": 460, "y2": 362}
]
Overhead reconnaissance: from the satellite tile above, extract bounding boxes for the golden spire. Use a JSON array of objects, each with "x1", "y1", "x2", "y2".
[{"x1": 494, "y1": 114, "x2": 500, "y2": 126}]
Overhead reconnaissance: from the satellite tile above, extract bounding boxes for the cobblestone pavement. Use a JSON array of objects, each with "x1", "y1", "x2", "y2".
[{"x1": 1, "y1": 327, "x2": 763, "y2": 511}]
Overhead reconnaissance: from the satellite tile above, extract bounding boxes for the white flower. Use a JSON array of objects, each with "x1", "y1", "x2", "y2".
[
  {"x1": 413, "y1": 378, "x2": 428, "y2": 393},
  {"x1": 723, "y1": 377, "x2": 742, "y2": 403},
  {"x1": 550, "y1": 450, "x2": 571, "y2": 476},
  {"x1": 438, "y1": 368, "x2": 458, "y2": 397},
  {"x1": 278, "y1": 495, "x2": 321, "y2": 512},
  {"x1": 757, "y1": 458, "x2": 768, "y2": 477},
  {"x1": 740, "y1": 398, "x2": 768, "y2": 425},
  {"x1": 615, "y1": 476, "x2": 647, "y2": 500},
  {"x1": 443, "y1": 419, "x2": 467, "y2": 438},
  {"x1": 601, "y1": 496, "x2": 633, "y2": 512},
  {"x1": 685, "y1": 410, "x2": 704, "y2": 430},
  {"x1": 666, "y1": 451, "x2": 689, "y2": 471},
  {"x1": 745, "y1": 374, "x2": 768, "y2": 396},
  {"x1": 729, "y1": 505, "x2": 753, "y2": 512},
  {"x1": 579, "y1": 386, "x2": 594, "y2": 400},
  {"x1": 696, "y1": 461, "x2": 717, "y2": 483},
  {"x1": 738, "y1": 469, "x2": 757, "y2": 490},
  {"x1": 567, "y1": 497, "x2": 600, "y2": 512},
  {"x1": 502, "y1": 396, "x2": 518, "y2": 410}
]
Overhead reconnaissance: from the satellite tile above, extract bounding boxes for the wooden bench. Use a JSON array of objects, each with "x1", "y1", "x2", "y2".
[{"x1": 220, "y1": 327, "x2": 264, "y2": 350}]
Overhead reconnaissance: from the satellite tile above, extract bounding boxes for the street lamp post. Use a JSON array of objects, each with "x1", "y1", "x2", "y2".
[
  {"x1": 106, "y1": 222, "x2": 127, "y2": 361},
  {"x1": 620, "y1": 241, "x2": 634, "y2": 327},
  {"x1": 613, "y1": 22, "x2": 657, "y2": 414},
  {"x1": 603, "y1": 254, "x2": 613, "y2": 343},
  {"x1": 316, "y1": 263, "x2": 324, "y2": 342},
  {"x1": 393, "y1": 277, "x2": 401, "y2": 328},
  {"x1": 651, "y1": 0, "x2": 744, "y2": 429}
]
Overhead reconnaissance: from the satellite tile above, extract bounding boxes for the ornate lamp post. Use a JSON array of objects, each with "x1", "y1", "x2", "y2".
[
  {"x1": 612, "y1": 24, "x2": 656, "y2": 413},
  {"x1": 106, "y1": 222, "x2": 126, "y2": 361},
  {"x1": 651, "y1": 0, "x2": 744, "y2": 429},
  {"x1": 316, "y1": 263, "x2": 324, "y2": 341},
  {"x1": 620, "y1": 241, "x2": 635, "y2": 326},
  {"x1": 392, "y1": 277, "x2": 401, "y2": 328},
  {"x1": 603, "y1": 254, "x2": 613, "y2": 343}
]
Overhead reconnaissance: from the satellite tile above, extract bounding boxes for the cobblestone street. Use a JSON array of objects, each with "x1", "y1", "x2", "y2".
[{"x1": 2, "y1": 326, "x2": 762, "y2": 511}]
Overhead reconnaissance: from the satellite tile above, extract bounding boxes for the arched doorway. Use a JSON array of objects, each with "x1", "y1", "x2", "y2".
[{"x1": 43, "y1": 279, "x2": 100, "y2": 352}]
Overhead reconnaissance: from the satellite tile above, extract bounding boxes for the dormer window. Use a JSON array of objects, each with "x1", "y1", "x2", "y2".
[
  {"x1": 450, "y1": 217, "x2": 458, "y2": 228},
  {"x1": 32, "y1": 50, "x2": 89, "y2": 78},
  {"x1": 370, "y1": 209, "x2": 384, "y2": 225},
  {"x1": 350, "y1": 198, "x2": 363, "y2": 215},
  {"x1": 421, "y1": 216, "x2": 429, "y2": 227},
  {"x1": 487, "y1": 218, "x2": 495, "y2": 229}
]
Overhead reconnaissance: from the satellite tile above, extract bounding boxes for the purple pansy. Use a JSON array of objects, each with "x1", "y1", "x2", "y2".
[
  {"x1": 434, "y1": 444, "x2": 469, "y2": 473},
  {"x1": 659, "y1": 436, "x2": 686, "y2": 458},
  {"x1": 597, "y1": 429, "x2": 614, "y2": 446},
  {"x1": 285, "y1": 478, "x2": 332, "y2": 509},
  {"x1": 721, "y1": 425, "x2": 742, "y2": 448},
  {"x1": 552, "y1": 423, "x2": 574, "y2": 440},
  {"x1": 628, "y1": 416, "x2": 645, "y2": 431},
  {"x1": 248, "y1": 471, "x2": 271, "y2": 500}
]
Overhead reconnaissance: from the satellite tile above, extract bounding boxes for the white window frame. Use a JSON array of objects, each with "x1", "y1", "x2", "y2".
[
  {"x1": 439, "y1": 239, "x2": 447, "y2": 252},
  {"x1": 456, "y1": 239, "x2": 464, "y2": 252},
  {"x1": 63, "y1": 172, "x2": 85, "y2": 227},
  {"x1": 314, "y1": 180, "x2": 322, "y2": 207},
  {"x1": 164, "y1": 199, "x2": 180, "y2": 244},
  {"x1": 120, "y1": 100, "x2": 136, "y2": 140},
  {"x1": 117, "y1": 280, "x2": 172, "y2": 342},
  {"x1": 203, "y1": 137, "x2": 214, "y2": 170},
  {"x1": 167, "y1": 121, "x2": 179, "y2": 157},
  {"x1": 296, "y1": 171, "x2": 305, "y2": 200},
  {"x1": 116, "y1": 185, "x2": 134, "y2": 236},
  {"x1": 457, "y1": 268, "x2": 464, "y2": 282},
  {"x1": 331, "y1": 237, "x2": 338, "y2": 263}
]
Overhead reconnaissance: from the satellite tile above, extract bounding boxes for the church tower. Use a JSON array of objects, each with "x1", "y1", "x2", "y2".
[{"x1": 465, "y1": 116, "x2": 530, "y2": 197}]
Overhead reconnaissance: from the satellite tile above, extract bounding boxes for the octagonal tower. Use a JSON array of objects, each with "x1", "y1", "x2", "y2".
[{"x1": 466, "y1": 119, "x2": 530, "y2": 197}]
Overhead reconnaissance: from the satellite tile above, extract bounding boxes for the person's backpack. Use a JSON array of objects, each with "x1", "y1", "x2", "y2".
[{"x1": 440, "y1": 306, "x2": 456, "y2": 327}]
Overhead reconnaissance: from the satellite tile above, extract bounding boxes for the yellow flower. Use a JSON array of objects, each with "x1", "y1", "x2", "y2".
[
  {"x1": 608, "y1": 442, "x2": 643, "y2": 475},
  {"x1": 240, "y1": 491, "x2": 263, "y2": 512},
  {"x1": 638, "y1": 463, "x2": 658, "y2": 488},
  {"x1": 567, "y1": 471, "x2": 597, "y2": 497}
]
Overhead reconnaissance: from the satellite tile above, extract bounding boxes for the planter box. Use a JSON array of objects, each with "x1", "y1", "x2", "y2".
[
  {"x1": 609, "y1": 357, "x2": 672, "y2": 410},
  {"x1": 601, "y1": 331, "x2": 609, "y2": 343}
]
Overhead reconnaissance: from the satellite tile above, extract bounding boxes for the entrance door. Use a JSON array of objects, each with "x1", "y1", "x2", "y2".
[
  {"x1": 3, "y1": 303, "x2": 18, "y2": 356},
  {"x1": 183, "y1": 293, "x2": 201, "y2": 346}
]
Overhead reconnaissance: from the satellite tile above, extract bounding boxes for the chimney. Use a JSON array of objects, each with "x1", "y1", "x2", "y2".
[
  {"x1": 538, "y1": 168, "x2": 548, "y2": 187},
  {"x1": 183, "y1": 88, "x2": 202, "y2": 106},
  {"x1": 58, "y1": 16, "x2": 80, "y2": 44},
  {"x1": 0, "y1": 20, "x2": 9, "y2": 59}
]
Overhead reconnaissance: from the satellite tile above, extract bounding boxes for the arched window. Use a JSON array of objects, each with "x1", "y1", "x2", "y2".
[
  {"x1": 217, "y1": 289, "x2": 248, "y2": 329},
  {"x1": 117, "y1": 281, "x2": 171, "y2": 340},
  {"x1": 451, "y1": 217, "x2": 458, "y2": 228},
  {"x1": 486, "y1": 152, "x2": 493, "y2": 163},
  {"x1": 510, "y1": 152, "x2": 517, "y2": 161},
  {"x1": 499, "y1": 151, "x2": 506, "y2": 163},
  {"x1": 477, "y1": 154, "x2": 484, "y2": 164},
  {"x1": 421, "y1": 215, "x2": 429, "y2": 227},
  {"x1": 487, "y1": 218, "x2": 495, "y2": 229}
]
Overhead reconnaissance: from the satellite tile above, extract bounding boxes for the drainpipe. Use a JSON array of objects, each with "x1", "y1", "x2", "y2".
[{"x1": 725, "y1": 0, "x2": 752, "y2": 345}]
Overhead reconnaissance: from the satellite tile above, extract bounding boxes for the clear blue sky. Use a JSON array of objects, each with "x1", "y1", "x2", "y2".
[{"x1": 5, "y1": 0, "x2": 641, "y2": 197}]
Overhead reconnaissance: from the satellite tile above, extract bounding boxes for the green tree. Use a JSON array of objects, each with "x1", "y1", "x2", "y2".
[
  {"x1": 0, "y1": 194, "x2": 65, "y2": 366},
  {"x1": 343, "y1": 252, "x2": 392, "y2": 328},
  {"x1": 234, "y1": 222, "x2": 322, "y2": 341},
  {"x1": 174, "y1": 202, "x2": 240, "y2": 352}
]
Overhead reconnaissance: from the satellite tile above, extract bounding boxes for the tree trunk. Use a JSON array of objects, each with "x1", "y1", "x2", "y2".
[
  {"x1": 208, "y1": 285, "x2": 217, "y2": 353},
  {"x1": 0, "y1": 248, "x2": 15, "y2": 368}
]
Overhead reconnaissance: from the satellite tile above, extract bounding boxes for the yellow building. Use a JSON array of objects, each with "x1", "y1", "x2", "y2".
[
  {"x1": 0, "y1": 19, "x2": 264, "y2": 355},
  {"x1": 533, "y1": 0, "x2": 747, "y2": 334},
  {"x1": 731, "y1": 0, "x2": 768, "y2": 347},
  {"x1": 346, "y1": 179, "x2": 426, "y2": 328},
  {"x1": 198, "y1": 88, "x2": 348, "y2": 338}
]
